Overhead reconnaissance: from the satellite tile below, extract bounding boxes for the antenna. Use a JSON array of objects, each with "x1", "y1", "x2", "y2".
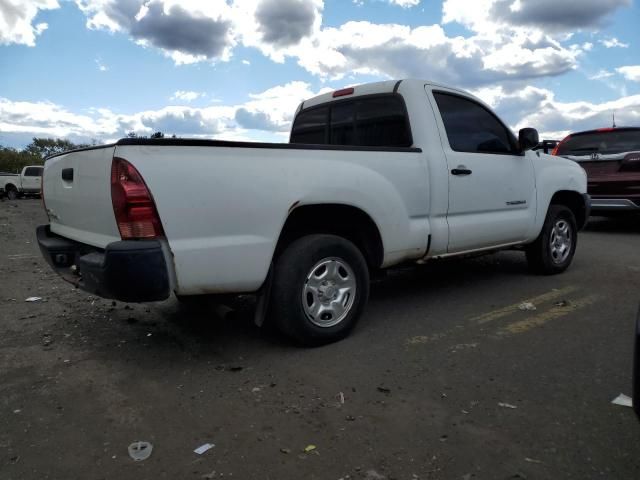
[{"x1": 612, "y1": 113, "x2": 616, "y2": 128}]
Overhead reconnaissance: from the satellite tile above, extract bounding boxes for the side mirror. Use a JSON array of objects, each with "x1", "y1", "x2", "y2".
[{"x1": 519, "y1": 128, "x2": 539, "y2": 152}]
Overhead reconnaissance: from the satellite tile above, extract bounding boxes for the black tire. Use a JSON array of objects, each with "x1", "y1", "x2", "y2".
[
  {"x1": 526, "y1": 205, "x2": 577, "y2": 275},
  {"x1": 270, "y1": 234, "x2": 370, "y2": 346},
  {"x1": 6, "y1": 188, "x2": 18, "y2": 200}
]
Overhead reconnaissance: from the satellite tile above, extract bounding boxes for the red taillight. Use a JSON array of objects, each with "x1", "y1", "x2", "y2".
[
  {"x1": 332, "y1": 87, "x2": 354, "y2": 98},
  {"x1": 551, "y1": 135, "x2": 570, "y2": 156},
  {"x1": 111, "y1": 157, "x2": 164, "y2": 239}
]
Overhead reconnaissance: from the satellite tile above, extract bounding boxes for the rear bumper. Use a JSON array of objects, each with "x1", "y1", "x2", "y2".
[{"x1": 36, "y1": 225, "x2": 170, "y2": 302}]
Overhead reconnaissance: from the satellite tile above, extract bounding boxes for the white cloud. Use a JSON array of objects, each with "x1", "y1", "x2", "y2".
[
  {"x1": 617, "y1": 66, "x2": 640, "y2": 82},
  {"x1": 3, "y1": 79, "x2": 639, "y2": 150},
  {"x1": 75, "y1": 0, "x2": 237, "y2": 64},
  {"x1": 95, "y1": 58, "x2": 108, "y2": 71},
  {"x1": 0, "y1": 0, "x2": 59, "y2": 46},
  {"x1": 0, "y1": 81, "x2": 327, "y2": 146},
  {"x1": 589, "y1": 69, "x2": 614, "y2": 80},
  {"x1": 170, "y1": 90, "x2": 205, "y2": 102},
  {"x1": 473, "y1": 85, "x2": 640, "y2": 140},
  {"x1": 600, "y1": 37, "x2": 629, "y2": 48},
  {"x1": 389, "y1": 0, "x2": 420, "y2": 7}
]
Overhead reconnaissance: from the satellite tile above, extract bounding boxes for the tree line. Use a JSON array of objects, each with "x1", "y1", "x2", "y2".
[{"x1": 0, "y1": 133, "x2": 167, "y2": 173}]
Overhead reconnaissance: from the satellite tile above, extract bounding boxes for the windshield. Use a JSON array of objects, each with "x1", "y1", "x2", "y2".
[{"x1": 556, "y1": 129, "x2": 640, "y2": 156}]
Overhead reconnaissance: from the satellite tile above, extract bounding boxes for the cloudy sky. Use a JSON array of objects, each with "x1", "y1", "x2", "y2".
[{"x1": 0, "y1": 0, "x2": 638, "y2": 148}]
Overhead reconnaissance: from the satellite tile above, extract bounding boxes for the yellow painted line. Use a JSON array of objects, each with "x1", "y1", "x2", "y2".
[
  {"x1": 406, "y1": 332, "x2": 447, "y2": 345},
  {"x1": 499, "y1": 295, "x2": 600, "y2": 336},
  {"x1": 471, "y1": 286, "x2": 580, "y2": 325}
]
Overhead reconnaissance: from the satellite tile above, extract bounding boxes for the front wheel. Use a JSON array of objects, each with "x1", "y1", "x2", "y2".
[
  {"x1": 6, "y1": 189, "x2": 18, "y2": 200},
  {"x1": 526, "y1": 205, "x2": 577, "y2": 274},
  {"x1": 270, "y1": 234, "x2": 370, "y2": 346}
]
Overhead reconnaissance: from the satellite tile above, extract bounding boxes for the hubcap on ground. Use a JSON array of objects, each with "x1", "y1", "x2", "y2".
[
  {"x1": 302, "y1": 257, "x2": 356, "y2": 328},
  {"x1": 549, "y1": 219, "x2": 572, "y2": 264}
]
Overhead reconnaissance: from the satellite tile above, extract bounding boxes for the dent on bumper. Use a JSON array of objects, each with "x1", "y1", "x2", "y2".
[{"x1": 36, "y1": 225, "x2": 170, "y2": 302}]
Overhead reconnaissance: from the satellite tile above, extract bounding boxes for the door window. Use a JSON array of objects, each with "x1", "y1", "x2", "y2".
[{"x1": 433, "y1": 92, "x2": 517, "y2": 155}]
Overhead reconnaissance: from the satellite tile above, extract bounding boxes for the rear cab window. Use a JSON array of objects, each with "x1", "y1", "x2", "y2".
[
  {"x1": 290, "y1": 94, "x2": 412, "y2": 147},
  {"x1": 24, "y1": 167, "x2": 44, "y2": 177},
  {"x1": 556, "y1": 129, "x2": 640, "y2": 158}
]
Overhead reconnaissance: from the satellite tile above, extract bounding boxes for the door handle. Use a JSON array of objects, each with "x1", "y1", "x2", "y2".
[
  {"x1": 451, "y1": 167, "x2": 472, "y2": 176},
  {"x1": 61, "y1": 168, "x2": 73, "y2": 181}
]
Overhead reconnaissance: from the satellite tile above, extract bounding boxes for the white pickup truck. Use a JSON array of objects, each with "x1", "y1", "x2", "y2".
[
  {"x1": 1, "y1": 165, "x2": 44, "y2": 199},
  {"x1": 37, "y1": 79, "x2": 590, "y2": 345}
]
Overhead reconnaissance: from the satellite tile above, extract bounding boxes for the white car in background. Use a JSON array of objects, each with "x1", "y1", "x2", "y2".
[{"x1": 1, "y1": 165, "x2": 44, "y2": 200}]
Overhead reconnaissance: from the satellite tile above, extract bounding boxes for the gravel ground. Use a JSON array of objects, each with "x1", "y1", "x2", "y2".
[{"x1": 1, "y1": 199, "x2": 639, "y2": 480}]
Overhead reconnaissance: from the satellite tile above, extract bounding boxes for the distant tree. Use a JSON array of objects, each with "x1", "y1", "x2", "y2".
[
  {"x1": 23, "y1": 137, "x2": 91, "y2": 159},
  {"x1": 150, "y1": 131, "x2": 165, "y2": 139},
  {"x1": 0, "y1": 137, "x2": 98, "y2": 172},
  {"x1": 126, "y1": 131, "x2": 138, "y2": 138},
  {"x1": 0, "y1": 145, "x2": 41, "y2": 173}
]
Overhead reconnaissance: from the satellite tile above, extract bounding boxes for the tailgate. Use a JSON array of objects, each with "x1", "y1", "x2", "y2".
[{"x1": 43, "y1": 146, "x2": 121, "y2": 248}]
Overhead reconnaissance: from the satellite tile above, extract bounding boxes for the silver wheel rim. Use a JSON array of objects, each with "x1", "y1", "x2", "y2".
[
  {"x1": 302, "y1": 257, "x2": 357, "y2": 328},
  {"x1": 549, "y1": 219, "x2": 572, "y2": 264}
]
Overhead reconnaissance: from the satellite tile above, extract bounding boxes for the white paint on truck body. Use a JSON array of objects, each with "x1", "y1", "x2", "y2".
[{"x1": 41, "y1": 79, "x2": 587, "y2": 296}]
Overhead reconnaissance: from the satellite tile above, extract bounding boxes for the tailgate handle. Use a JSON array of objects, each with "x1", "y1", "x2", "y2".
[{"x1": 61, "y1": 168, "x2": 74, "y2": 181}]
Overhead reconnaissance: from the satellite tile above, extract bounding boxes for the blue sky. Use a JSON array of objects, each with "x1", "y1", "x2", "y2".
[{"x1": 0, "y1": 0, "x2": 638, "y2": 148}]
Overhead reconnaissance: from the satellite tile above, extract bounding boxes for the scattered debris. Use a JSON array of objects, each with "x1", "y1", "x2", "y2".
[
  {"x1": 498, "y1": 402, "x2": 518, "y2": 409},
  {"x1": 42, "y1": 333, "x2": 53, "y2": 347},
  {"x1": 303, "y1": 445, "x2": 317, "y2": 453},
  {"x1": 377, "y1": 386, "x2": 391, "y2": 394},
  {"x1": 202, "y1": 471, "x2": 217, "y2": 479},
  {"x1": 345, "y1": 415, "x2": 356, "y2": 421},
  {"x1": 338, "y1": 392, "x2": 345, "y2": 404},
  {"x1": 25, "y1": 296, "x2": 42, "y2": 302},
  {"x1": 611, "y1": 393, "x2": 633, "y2": 408},
  {"x1": 524, "y1": 457, "x2": 542, "y2": 464},
  {"x1": 365, "y1": 470, "x2": 387, "y2": 480},
  {"x1": 13, "y1": 409, "x2": 21, "y2": 414},
  {"x1": 518, "y1": 302, "x2": 536, "y2": 311},
  {"x1": 194, "y1": 443, "x2": 215, "y2": 455},
  {"x1": 554, "y1": 300, "x2": 571, "y2": 307},
  {"x1": 280, "y1": 448, "x2": 291, "y2": 454},
  {"x1": 252, "y1": 387, "x2": 261, "y2": 393},
  {"x1": 228, "y1": 366, "x2": 243, "y2": 372},
  {"x1": 128, "y1": 441, "x2": 153, "y2": 461}
]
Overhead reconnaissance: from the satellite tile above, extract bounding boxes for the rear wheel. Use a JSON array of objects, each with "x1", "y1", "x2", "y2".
[
  {"x1": 270, "y1": 234, "x2": 369, "y2": 346},
  {"x1": 526, "y1": 205, "x2": 577, "y2": 274}
]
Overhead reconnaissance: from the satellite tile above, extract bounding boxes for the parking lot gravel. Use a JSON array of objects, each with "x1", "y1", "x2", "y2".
[{"x1": 1, "y1": 199, "x2": 639, "y2": 479}]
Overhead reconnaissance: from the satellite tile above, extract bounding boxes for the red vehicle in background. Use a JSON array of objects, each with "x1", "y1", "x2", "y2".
[{"x1": 553, "y1": 127, "x2": 640, "y2": 215}]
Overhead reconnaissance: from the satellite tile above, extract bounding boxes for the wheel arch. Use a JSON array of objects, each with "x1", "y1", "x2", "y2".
[
  {"x1": 549, "y1": 190, "x2": 589, "y2": 230},
  {"x1": 274, "y1": 203, "x2": 385, "y2": 269}
]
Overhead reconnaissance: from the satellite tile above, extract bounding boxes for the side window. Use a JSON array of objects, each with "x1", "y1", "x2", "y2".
[
  {"x1": 433, "y1": 92, "x2": 517, "y2": 154},
  {"x1": 290, "y1": 106, "x2": 329, "y2": 144},
  {"x1": 24, "y1": 167, "x2": 43, "y2": 177}
]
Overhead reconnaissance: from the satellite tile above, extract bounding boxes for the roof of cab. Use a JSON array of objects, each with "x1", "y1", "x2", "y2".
[{"x1": 297, "y1": 78, "x2": 480, "y2": 113}]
